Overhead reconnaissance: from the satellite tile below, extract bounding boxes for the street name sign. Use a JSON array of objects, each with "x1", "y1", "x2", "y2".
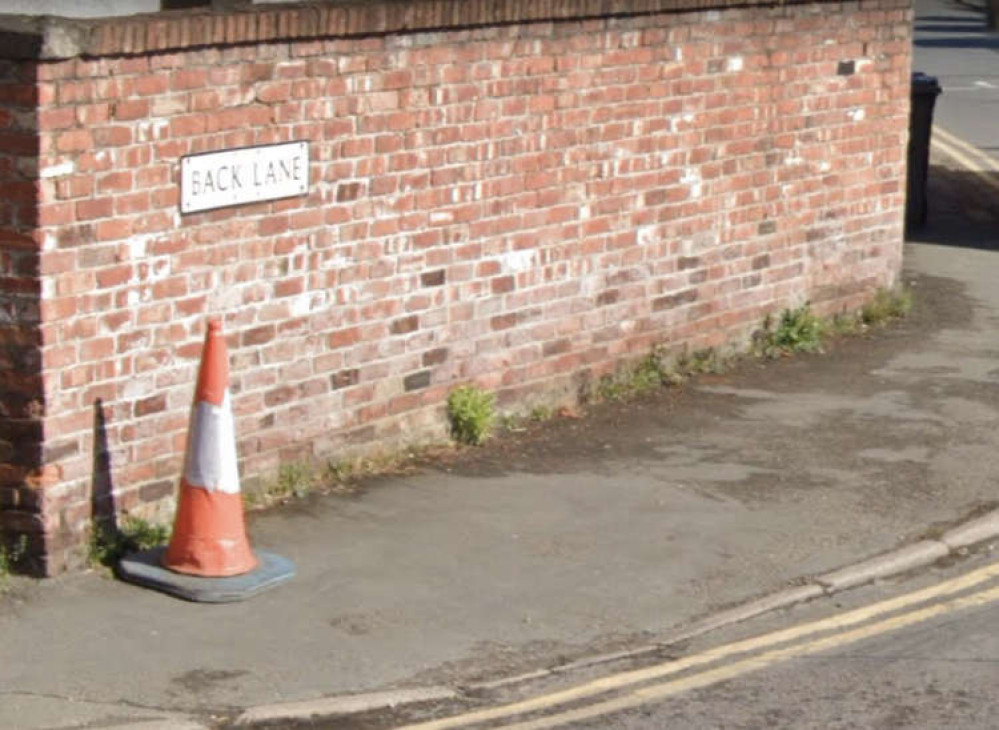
[{"x1": 180, "y1": 141, "x2": 309, "y2": 214}]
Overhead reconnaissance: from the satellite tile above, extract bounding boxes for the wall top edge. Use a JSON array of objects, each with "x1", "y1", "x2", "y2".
[{"x1": 0, "y1": 0, "x2": 872, "y2": 61}]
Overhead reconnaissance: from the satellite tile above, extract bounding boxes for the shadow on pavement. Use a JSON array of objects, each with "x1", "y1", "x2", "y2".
[
  {"x1": 915, "y1": 37, "x2": 999, "y2": 50},
  {"x1": 915, "y1": 22, "x2": 993, "y2": 32},
  {"x1": 907, "y1": 165, "x2": 999, "y2": 251}
]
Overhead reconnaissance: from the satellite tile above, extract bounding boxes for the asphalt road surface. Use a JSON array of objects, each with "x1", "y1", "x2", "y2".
[
  {"x1": 533, "y1": 570, "x2": 999, "y2": 729},
  {"x1": 280, "y1": 553, "x2": 999, "y2": 730},
  {"x1": 914, "y1": 0, "x2": 999, "y2": 162}
]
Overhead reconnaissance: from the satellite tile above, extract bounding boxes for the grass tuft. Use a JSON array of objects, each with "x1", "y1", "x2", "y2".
[
  {"x1": 0, "y1": 534, "x2": 27, "y2": 592},
  {"x1": 861, "y1": 287, "x2": 912, "y2": 326},
  {"x1": 89, "y1": 516, "x2": 170, "y2": 568},
  {"x1": 753, "y1": 304, "x2": 826, "y2": 358},
  {"x1": 447, "y1": 385, "x2": 497, "y2": 445}
]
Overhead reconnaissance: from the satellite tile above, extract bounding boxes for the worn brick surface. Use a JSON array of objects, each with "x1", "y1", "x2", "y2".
[{"x1": 0, "y1": 0, "x2": 912, "y2": 574}]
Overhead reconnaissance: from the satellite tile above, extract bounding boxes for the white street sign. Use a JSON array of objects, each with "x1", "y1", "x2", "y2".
[{"x1": 180, "y1": 141, "x2": 309, "y2": 214}]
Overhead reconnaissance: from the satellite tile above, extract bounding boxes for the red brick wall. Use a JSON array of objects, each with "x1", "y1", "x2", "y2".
[
  {"x1": 5, "y1": 0, "x2": 912, "y2": 574},
  {"x1": 0, "y1": 57, "x2": 48, "y2": 573}
]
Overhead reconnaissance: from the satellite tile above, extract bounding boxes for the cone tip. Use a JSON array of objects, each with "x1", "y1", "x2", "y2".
[{"x1": 207, "y1": 318, "x2": 223, "y2": 334}]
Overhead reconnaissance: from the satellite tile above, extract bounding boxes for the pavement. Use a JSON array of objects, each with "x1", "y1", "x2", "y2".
[{"x1": 2, "y1": 3, "x2": 999, "y2": 729}]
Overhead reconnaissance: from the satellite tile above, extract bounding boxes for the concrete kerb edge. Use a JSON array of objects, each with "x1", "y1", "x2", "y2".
[
  {"x1": 233, "y1": 687, "x2": 459, "y2": 726},
  {"x1": 232, "y1": 508, "x2": 999, "y2": 727},
  {"x1": 105, "y1": 721, "x2": 211, "y2": 730}
]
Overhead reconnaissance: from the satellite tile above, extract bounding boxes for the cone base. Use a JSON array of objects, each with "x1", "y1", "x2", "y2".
[{"x1": 117, "y1": 547, "x2": 295, "y2": 603}]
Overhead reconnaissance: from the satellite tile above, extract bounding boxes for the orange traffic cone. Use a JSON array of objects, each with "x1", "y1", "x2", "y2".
[{"x1": 163, "y1": 319, "x2": 258, "y2": 577}]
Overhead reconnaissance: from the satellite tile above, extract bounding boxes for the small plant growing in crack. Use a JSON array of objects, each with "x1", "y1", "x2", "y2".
[
  {"x1": 88, "y1": 516, "x2": 170, "y2": 568},
  {"x1": 0, "y1": 534, "x2": 27, "y2": 592},
  {"x1": 447, "y1": 385, "x2": 496, "y2": 445},
  {"x1": 754, "y1": 304, "x2": 826, "y2": 358}
]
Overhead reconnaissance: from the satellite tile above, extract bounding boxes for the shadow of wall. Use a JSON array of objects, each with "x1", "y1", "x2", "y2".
[{"x1": 0, "y1": 58, "x2": 45, "y2": 576}]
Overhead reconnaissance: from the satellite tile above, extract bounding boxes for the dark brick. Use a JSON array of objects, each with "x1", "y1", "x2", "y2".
[
  {"x1": 0, "y1": 487, "x2": 12, "y2": 509},
  {"x1": 752, "y1": 254, "x2": 770, "y2": 270},
  {"x1": 139, "y1": 479, "x2": 174, "y2": 503},
  {"x1": 652, "y1": 288, "x2": 699, "y2": 311},
  {"x1": 336, "y1": 182, "x2": 363, "y2": 201},
  {"x1": 837, "y1": 60, "x2": 855, "y2": 76},
  {"x1": 264, "y1": 385, "x2": 295, "y2": 407},
  {"x1": 607, "y1": 269, "x2": 641, "y2": 286},
  {"x1": 678, "y1": 256, "x2": 700, "y2": 270},
  {"x1": 390, "y1": 315, "x2": 419, "y2": 335},
  {"x1": 134, "y1": 394, "x2": 166, "y2": 417},
  {"x1": 330, "y1": 368, "x2": 360, "y2": 390},
  {"x1": 420, "y1": 269, "x2": 446, "y2": 287},
  {"x1": 422, "y1": 347, "x2": 449, "y2": 367},
  {"x1": 491, "y1": 313, "x2": 517, "y2": 330},
  {"x1": 596, "y1": 289, "x2": 619, "y2": 307},
  {"x1": 242, "y1": 325, "x2": 275, "y2": 346},
  {"x1": 344, "y1": 425, "x2": 377, "y2": 445},
  {"x1": 403, "y1": 370, "x2": 431, "y2": 391},
  {"x1": 644, "y1": 189, "x2": 668, "y2": 206},
  {"x1": 542, "y1": 338, "x2": 572, "y2": 357},
  {"x1": 758, "y1": 220, "x2": 777, "y2": 235}
]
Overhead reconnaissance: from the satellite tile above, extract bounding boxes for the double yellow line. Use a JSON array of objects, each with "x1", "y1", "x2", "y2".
[
  {"x1": 398, "y1": 561, "x2": 999, "y2": 730},
  {"x1": 931, "y1": 125, "x2": 999, "y2": 195}
]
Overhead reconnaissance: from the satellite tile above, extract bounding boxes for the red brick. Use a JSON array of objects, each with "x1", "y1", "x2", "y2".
[
  {"x1": 75, "y1": 197, "x2": 114, "y2": 221},
  {"x1": 170, "y1": 69, "x2": 208, "y2": 91},
  {"x1": 93, "y1": 126, "x2": 133, "y2": 147},
  {"x1": 113, "y1": 99, "x2": 150, "y2": 121},
  {"x1": 328, "y1": 327, "x2": 361, "y2": 349},
  {"x1": 56, "y1": 130, "x2": 93, "y2": 152},
  {"x1": 491, "y1": 276, "x2": 515, "y2": 295},
  {"x1": 38, "y1": 107, "x2": 77, "y2": 130}
]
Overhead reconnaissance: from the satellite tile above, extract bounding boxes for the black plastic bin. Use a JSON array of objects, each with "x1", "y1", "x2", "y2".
[{"x1": 906, "y1": 72, "x2": 942, "y2": 231}]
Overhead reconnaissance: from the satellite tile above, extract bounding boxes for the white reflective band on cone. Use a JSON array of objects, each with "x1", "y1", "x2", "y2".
[{"x1": 183, "y1": 391, "x2": 241, "y2": 494}]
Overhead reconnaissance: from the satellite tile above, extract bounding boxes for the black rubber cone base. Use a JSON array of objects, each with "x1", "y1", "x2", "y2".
[{"x1": 116, "y1": 547, "x2": 295, "y2": 603}]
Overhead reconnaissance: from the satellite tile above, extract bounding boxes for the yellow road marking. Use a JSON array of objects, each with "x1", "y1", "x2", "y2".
[
  {"x1": 933, "y1": 126, "x2": 999, "y2": 173},
  {"x1": 931, "y1": 131, "x2": 999, "y2": 196},
  {"x1": 396, "y1": 562, "x2": 999, "y2": 730},
  {"x1": 502, "y1": 583, "x2": 999, "y2": 730}
]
